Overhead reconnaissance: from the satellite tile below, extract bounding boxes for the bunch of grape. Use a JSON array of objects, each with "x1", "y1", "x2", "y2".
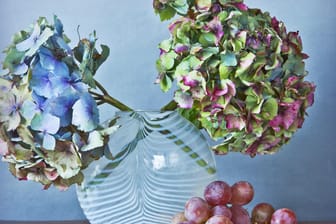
[{"x1": 171, "y1": 180, "x2": 297, "y2": 224}]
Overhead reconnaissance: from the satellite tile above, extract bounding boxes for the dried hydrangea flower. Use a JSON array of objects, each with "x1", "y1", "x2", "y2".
[
  {"x1": 155, "y1": 0, "x2": 316, "y2": 156},
  {"x1": 0, "y1": 16, "x2": 115, "y2": 189}
]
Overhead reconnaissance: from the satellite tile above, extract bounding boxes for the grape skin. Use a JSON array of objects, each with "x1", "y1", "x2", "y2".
[
  {"x1": 206, "y1": 215, "x2": 233, "y2": 224},
  {"x1": 211, "y1": 205, "x2": 232, "y2": 219},
  {"x1": 251, "y1": 202, "x2": 275, "y2": 224},
  {"x1": 230, "y1": 205, "x2": 251, "y2": 224},
  {"x1": 204, "y1": 181, "x2": 232, "y2": 206},
  {"x1": 271, "y1": 208, "x2": 297, "y2": 224},
  {"x1": 230, "y1": 181, "x2": 254, "y2": 206},
  {"x1": 178, "y1": 221, "x2": 196, "y2": 224},
  {"x1": 184, "y1": 197, "x2": 211, "y2": 224}
]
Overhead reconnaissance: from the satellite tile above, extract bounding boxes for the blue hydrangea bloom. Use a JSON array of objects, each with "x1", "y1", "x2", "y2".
[
  {"x1": 31, "y1": 51, "x2": 70, "y2": 98},
  {"x1": 72, "y1": 93, "x2": 99, "y2": 132},
  {"x1": 45, "y1": 95, "x2": 78, "y2": 127},
  {"x1": 30, "y1": 112, "x2": 60, "y2": 150}
]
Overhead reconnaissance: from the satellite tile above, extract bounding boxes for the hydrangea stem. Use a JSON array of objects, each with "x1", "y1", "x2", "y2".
[
  {"x1": 93, "y1": 80, "x2": 178, "y2": 112},
  {"x1": 93, "y1": 80, "x2": 132, "y2": 111}
]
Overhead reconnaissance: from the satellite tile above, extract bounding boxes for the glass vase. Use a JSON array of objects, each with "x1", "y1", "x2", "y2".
[{"x1": 76, "y1": 111, "x2": 217, "y2": 224}]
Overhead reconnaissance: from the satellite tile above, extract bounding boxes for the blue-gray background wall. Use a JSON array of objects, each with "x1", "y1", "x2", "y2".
[{"x1": 0, "y1": 0, "x2": 335, "y2": 221}]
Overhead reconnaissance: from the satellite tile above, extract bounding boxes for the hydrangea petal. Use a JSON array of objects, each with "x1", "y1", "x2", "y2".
[
  {"x1": 16, "y1": 23, "x2": 41, "y2": 52},
  {"x1": 25, "y1": 27, "x2": 54, "y2": 57},
  {"x1": 44, "y1": 168, "x2": 59, "y2": 181},
  {"x1": 7, "y1": 112, "x2": 21, "y2": 131},
  {"x1": 21, "y1": 100, "x2": 37, "y2": 120},
  {"x1": 46, "y1": 141, "x2": 82, "y2": 179},
  {"x1": 0, "y1": 138, "x2": 9, "y2": 156},
  {"x1": 81, "y1": 131, "x2": 104, "y2": 152},
  {"x1": 72, "y1": 93, "x2": 99, "y2": 132},
  {"x1": 46, "y1": 95, "x2": 78, "y2": 127},
  {"x1": 13, "y1": 63, "x2": 28, "y2": 75},
  {"x1": 31, "y1": 64, "x2": 54, "y2": 98},
  {"x1": 39, "y1": 50, "x2": 69, "y2": 74},
  {"x1": 233, "y1": 2, "x2": 248, "y2": 11},
  {"x1": 207, "y1": 16, "x2": 224, "y2": 45},
  {"x1": 221, "y1": 52, "x2": 237, "y2": 66},
  {"x1": 236, "y1": 52, "x2": 256, "y2": 76},
  {"x1": 31, "y1": 113, "x2": 60, "y2": 134},
  {"x1": 225, "y1": 114, "x2": 245, "y2": 130},
  {"x1": 174, "y1": 91, "x2": 193, "y2": 108},
  {"x1": 43, "y1": 133, "x2": 56, "y2": 150},
  {"x1": 196, "y1": 0, "x2": 212, "y2": 12},
  {"x1": 0, "y1": 78, "x2": 12, "y2": 92}
]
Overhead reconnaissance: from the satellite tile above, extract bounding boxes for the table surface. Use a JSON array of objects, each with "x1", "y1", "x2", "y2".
[{"x1": 0, "y1": 221, "x2": 335, "y2": 224}]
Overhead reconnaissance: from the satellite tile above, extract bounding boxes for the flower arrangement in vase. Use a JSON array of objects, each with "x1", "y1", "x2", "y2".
[{"x1": 0, "y1": 0, "x2": 315, "y2": 223}]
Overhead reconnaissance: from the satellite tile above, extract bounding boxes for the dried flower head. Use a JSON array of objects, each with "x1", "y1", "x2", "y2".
[
  {"x1": 155, "y1": 0, "x2": 315, "y2": 155},
  {"x1": 0, "y1": 16, "x2": 116, "y2": 189}
]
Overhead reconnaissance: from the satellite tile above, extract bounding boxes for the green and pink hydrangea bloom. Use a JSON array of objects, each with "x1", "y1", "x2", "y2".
[{"x1": 155, "y1": 0, "x2": 315, "y2": 155}]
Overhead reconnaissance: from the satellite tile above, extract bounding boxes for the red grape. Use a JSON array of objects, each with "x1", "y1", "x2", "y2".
[
  {"x1": 206, "y1": 215, "x2": 233, "y2": 224},
  {"x1": 204, "y1": 181, "x2": 232, "y2": 206},
  {"x1": 251, "y1": 203, "x2": 275, "y2": 224},
  {"x1": 184, "y1": 197, "x2": 210, "y2": 224},
  {"x1": 211, "y1": 205, "x2": 232, "y2": 219},
  {"x1": 178, "y1": 221, "x2": 196, "y2": 224},
  {"x1": 230, "y1": 181, "x2": 254, "y2": 206},
  {"x1": 230, "y1": 205, "x2": 251, "y2": 224},
  {"x1": 271, "y1": 208, "x2": 297, "y2": 224}
]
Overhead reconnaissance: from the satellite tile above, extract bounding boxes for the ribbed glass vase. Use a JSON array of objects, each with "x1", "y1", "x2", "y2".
[{"x1": 76, "y1": 111, "x2": 217, "y2": 224}]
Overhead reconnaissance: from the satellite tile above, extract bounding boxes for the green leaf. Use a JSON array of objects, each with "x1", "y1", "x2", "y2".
[
  {"x1": 93, "y1": 44, "x2": 110, "y2": 72},
  {"x1": 158, "y1": 6, "x2": 176, "y2": 21},
  {"x1": 160, "y1": 75, "x2": 173, "y2": 92},
  {"x1": 73, "y1": 41, "x2": 84, "y2": 63},
  {"x1": 75, "y1": 39, "x2": 96, "y2": 88},
  {"x1": 82, "y1": 69, "x2": 95, "y2": 89}
]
